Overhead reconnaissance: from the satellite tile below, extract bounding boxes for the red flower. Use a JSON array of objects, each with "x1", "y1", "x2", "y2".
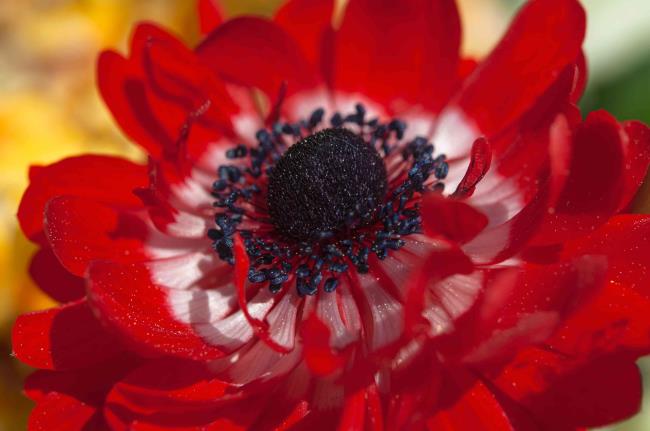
[{"x1": 13, "y1": 0, "x2": 650, "y2": 429}]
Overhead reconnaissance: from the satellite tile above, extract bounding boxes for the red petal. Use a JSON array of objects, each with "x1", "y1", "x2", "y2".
[
  {"x1": 462, "y1": 116, "x2": 569, "y2": 263},
  {"x1": 458, "y1": 58, "x2": 478, "y2": 80},
  {"x1": 462, "y1": 182, "x2": 550, "y2": 265},
  {"x1": 29, "y1": 248, "x2": 85, "y2": 303},
  {"x1": 334, "y1": 0, "x2": 460, "y2": 113},
  {"x1": 142, "y1": 34, "x2": 235, "y2": 118},
  {"x1": 18, "y1": 155, "x2": 147, "y2": 244},
  {"x1": 421, "y1": 194, "x2": 488, "y2": 244},
  {"x1": 12, "y1": 300, "x2": 122, "y2": 370},
  {"x1": 197, "y1": 0, "x2": 224, "y2": 35},
  {"x1": 97, "y1": 50, "x2": 172, "y2": 158},
  {"x1": 254, "y1": 400, "x2": 310, "y2": 431},
  {"x1": 100, "y1": 23, "x2": 236, "y2": 162},
  {"x1": 130, "y1": 23, "x2": 186, "y2": 64},
  {"x1": 561, "y1": 214, "x2": 650, "y2": 290},
  {"x1": 385, "y1": 355, "x2": 444, "y2": 430},
  {"x1": 274, "y1": 0, "x2": 335, "y2": 82},
  {"x1": 498, "y1": 220, "x2": 650, "y2": 428},
  {"x1": 105, "y1": 360, "x2": 261, "y2": 429},
  {"x1": 510, "y1": 55, "x2": 586, "y2": 138},
  {"x1": 545, "y1": 357, "x2": 642, "y2": 427},
  {"x1": 556, "y1": 283, "x2": 650, "y2": 363},
  {"x1": 108, "y1": 358, "x2": 231, "y2": 412},
  {"x1": 493, "y1": 349, "x2": 642, "y2": 429},
  {"x1": 555, "y1": 111, "x2": 625, "y2": 212},
  {"x1": 365, "y1": 384, "x2": 384, "y2": 431},
  {"x1": 447, "y1": 0, "x2": 585, "y2": 136},
  {"x1": 28, "y1": 393, "x2": 99, "y2": 431},
  {"x1": 197, "y1": 17, "x2": 318, "y2": 97},
  {"x1": 427, "y1": 376, "x2": 514, "y2": 431},
  {"x1": 44, "y1": 196, "x2": 149, "y2": 276},
  {"x1": 300, "y1": 314, "x2": 348, "y2": 377},
  {"x1": 513, "y1": 62, "x2": 580, "y2": 136},
  {"x1": 441, "y1": 256, "x2": 607, "y2": 363},
  {"x1": 404, "y1": 246, "x2": 475, "y2": 338},
  {"x1": 337, "y1": 388, "x2": 366, "y2": 431},
  {"x1": 533, "y1": 111, "x2": 626, "y2": 244},
  {"x1": 87, "y1": 260, "x2": 225, "y2": 360},
  {"x1": 24, "y1": 355, "x2": 137, "y2": 404},
  {"x1": 548, "y1": 216, "x2": 650, "y2": 355}
]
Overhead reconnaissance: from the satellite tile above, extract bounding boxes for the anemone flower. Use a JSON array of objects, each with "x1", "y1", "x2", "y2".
[{"x1": 12, "y1": 0, "x2": 650, "y2": 429}]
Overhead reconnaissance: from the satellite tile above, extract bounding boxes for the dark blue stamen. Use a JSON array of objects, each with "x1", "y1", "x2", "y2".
[
  {"x1": 330, "y1": 112, "x2": 344, "y2": 127},
  {"x1": 308, "y1": 108, "x2": 325, "y2": 129},
  {"x1": 324, "y1": 278, "x2": 339, "y2": 293}
]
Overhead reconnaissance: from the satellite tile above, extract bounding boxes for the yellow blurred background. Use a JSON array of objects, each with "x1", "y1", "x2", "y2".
[{"x1": 0, "y1": 0, "x2": 648, "y2": 429}]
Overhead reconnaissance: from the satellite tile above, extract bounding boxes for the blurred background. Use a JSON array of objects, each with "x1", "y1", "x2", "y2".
[{"x1": 0, "y1": 0, "x2": 648, "y2": 429}]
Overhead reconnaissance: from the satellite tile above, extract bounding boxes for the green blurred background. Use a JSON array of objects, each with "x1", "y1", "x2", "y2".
[{"x1": 0, "y1": 0, "x2": 648, "y2": 429}]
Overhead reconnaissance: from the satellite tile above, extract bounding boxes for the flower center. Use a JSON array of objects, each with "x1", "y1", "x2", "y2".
[
  {"x1": 208, "y1": 103, "x2": 449, "y2": 295},
  {"x1": 267, "y1": 128, "x2": 388, "y2": 241}
]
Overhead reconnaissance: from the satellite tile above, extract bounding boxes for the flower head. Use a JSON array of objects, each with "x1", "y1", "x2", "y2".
[{"x1": 13, "y1": 0, "x2": 650, "y2": 429}]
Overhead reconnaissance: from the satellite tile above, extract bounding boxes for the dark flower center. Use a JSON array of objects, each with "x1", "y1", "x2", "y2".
[
  {"x1": 208, "y1": 103, "x2": 449, "y2": 295},
  {"x1": 267, "y1": 128, "x2": 387, "y2": 241}
]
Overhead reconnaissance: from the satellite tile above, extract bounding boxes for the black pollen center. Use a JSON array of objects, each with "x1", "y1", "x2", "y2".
[{"x1": 267, "y1": 128, "x2": 388, "y2": 241}]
